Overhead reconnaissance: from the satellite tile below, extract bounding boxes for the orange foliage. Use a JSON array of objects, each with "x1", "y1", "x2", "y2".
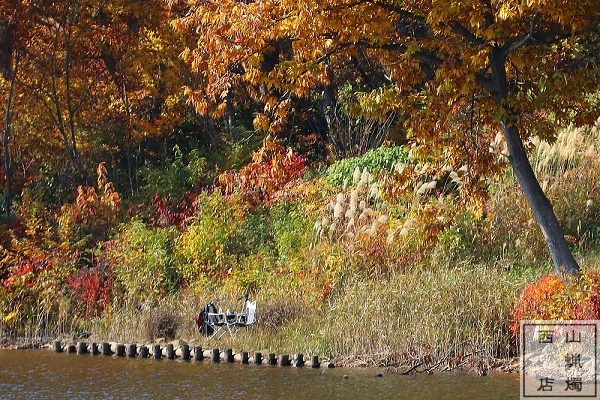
[
  {"x1": 58, "y1": 163, "x2": 122, "y2": 243},
  {"x1": 511, "y1": 272, "x2": 600, "y2": 337},
  {"x1": 73, "y1": 163, "x2": 121, "y2": 222},
  {"x1": 174, "y1": 0, "x2": 600, "y2": 149}
]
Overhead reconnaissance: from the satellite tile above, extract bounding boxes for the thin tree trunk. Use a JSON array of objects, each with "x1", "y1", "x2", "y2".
[
  {"x1": 122, "y1": 82, "x2": 135, "y2": 196},
  {"x1": 2, "y1": 53, "x2": 18, "y2": 216},
  {"x1": 65, "y1": 31, "x2": 78, "y2": 161},
  {"x1": 47, "y1": 3, "x2": 77, "y2": 172},
  {"x1": 64, "y1": 0, "x2": 78, "y2": 162},
  {"x1": 489, "y1": 47, "x2": 580, "y2": 278},
  {"x1": 225, "y1": 90, "x2": 235, "y2": 140},
  {"x1": 50, "y1": 71, "x2": 75, "y2": 168}
]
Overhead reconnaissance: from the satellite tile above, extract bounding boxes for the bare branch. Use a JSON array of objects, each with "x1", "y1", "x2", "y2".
[{"x1": 503, "y1": 14, "x2": 538, "y2": 55}]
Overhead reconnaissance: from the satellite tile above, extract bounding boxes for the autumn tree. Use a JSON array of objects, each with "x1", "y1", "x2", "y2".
[
  {"x1": 12, "y1": 0, "x2": 102, "y2": 171},
  {"x1": 173, "y1": 0, "x2": 600, "y2": 277},
  {"x1": 84, "y1": 0, "x2": 190, "y2": 194},
  {"x1": 0, "y1": 0, "x2": 190, "y2": 204},
  {"x1": 0, "y1": 0, "x2": 28, "y2": 216}
]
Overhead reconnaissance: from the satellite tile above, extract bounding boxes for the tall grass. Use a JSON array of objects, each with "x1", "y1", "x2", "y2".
[
  {"x1": 319, "y1": 266, "x2": 518, "y2": 366},
  {"x1": 87, "y1": 267, "x2": 518, "y2": 367},
  {"x1": 427, "y1": 121, "x2": 600, "y2": 272},
  {"x1": 91, "y1": 295, "x2": 200, "y2": 343}
]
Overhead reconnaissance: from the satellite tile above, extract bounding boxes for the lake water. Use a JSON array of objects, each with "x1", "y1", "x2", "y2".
[{"x1": 0, "y1": 350, "x2": 520, "y2": 399}]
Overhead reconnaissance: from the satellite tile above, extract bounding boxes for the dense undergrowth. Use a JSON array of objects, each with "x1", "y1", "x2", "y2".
[{"x1": 1, "y1": 123, "x2": 599, "y2": 367}]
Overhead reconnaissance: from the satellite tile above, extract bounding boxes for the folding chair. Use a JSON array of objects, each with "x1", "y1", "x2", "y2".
[
  {"x1": 208, "y1": 309, "x2": 228, "y2": 339},
  {"x1": 226, "y1": 299, "x2": 257, "y2": 339},
  {"x1": 196, "y1": 303, "x2": 228, "y2": 339}
]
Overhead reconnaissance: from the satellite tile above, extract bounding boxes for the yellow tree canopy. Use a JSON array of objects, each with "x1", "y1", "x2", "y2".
[{"x1": 172, "y1": 0, "x2": 600, "y2": 145}]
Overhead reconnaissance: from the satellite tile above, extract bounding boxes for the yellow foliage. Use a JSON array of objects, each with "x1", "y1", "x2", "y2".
[{"x1": 173, "y1": 0, "x2": 600, "y2": 182}]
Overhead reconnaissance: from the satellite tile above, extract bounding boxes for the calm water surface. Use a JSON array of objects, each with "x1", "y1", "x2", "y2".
[{"x1": 0, "y1": 350, "x2": 519, "y2": 399}]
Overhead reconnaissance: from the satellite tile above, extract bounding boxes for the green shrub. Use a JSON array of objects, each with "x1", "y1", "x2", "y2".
[
  {"x1": 176, "y1": 192, "x2": 246, "y2": 278},
  {"x1": 226, "y1": 209, "x2": 275, "y2": 257},
  {"x1": 221, "y1": 130, "x2": 265, "y2": 170},
  {"x1": 139, "y1": 146, "x2": 207, "y2": 201},
  {"x1": 430, "y1": 212, "x2": 480, "y2": 268},
  {"x1": 112, "y1": 221, "x2": 181, "y2": 300},
  {"x1": 176, "y1": 193, "x2": 281, "y2": 283},
  {"x1": 325, "y1": 146, "x2": 409, "y2": 186},
  {"x1": 23, "y1": 166, "x2": 77, "y2": 206},
  {"x1": 271, "y1": 201, "x2": 312, "y2": 263}
]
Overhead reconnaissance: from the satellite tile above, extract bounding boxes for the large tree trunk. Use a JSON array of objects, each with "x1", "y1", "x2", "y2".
[
  {"x1": 489, "y1": 47, "x2": 580, "y2": 279},
  {"x1": 501, "y1": 123, "x2": 580, "y2": 278}
]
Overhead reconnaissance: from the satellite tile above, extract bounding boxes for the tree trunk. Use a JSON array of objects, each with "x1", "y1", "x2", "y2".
[
  {"x1": 50, "y1": 61, "x2": 76, "y2": 170},
  {"x1": 65, "y1": 33, "x2": 78, "y2": 162},
  {"x1": 123, "y1": 89, "x2": 135, "y2": 197},
  {"x1": 64, "y1": 1, "x2": 78, "y2": 162},
  {"x1": 489, "y1": 47, "x2": 580, "y2": 278},
  {"x1": 2, "y1": 52, "x2": 18, "y2": 216},
  {"x1": 225, "y1": 90, "x2": 235, "y2": 141},
  {"x1": 501, "y1": 123, "x2": 580, "y2": 278},
  {"x1": 321, "y1": 63, "x2": 349, "y2": 156}
]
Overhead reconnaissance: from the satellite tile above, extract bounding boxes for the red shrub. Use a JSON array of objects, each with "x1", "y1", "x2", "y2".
[
  {"x1": 217, "y1": 136, "x2": 306, "y2": 203},
  {"x1": 510, "y1": 272, "x2": 600, "y2": 337},
  {"x1": 3, "y1": 256, "x2": 51, "y2": 289},
  {"x1": 151, "y1": 193, "x2": 197, "y2": 228},
  {"x1": 67, "y1": 265, "x2": 115, "y2": 318}
]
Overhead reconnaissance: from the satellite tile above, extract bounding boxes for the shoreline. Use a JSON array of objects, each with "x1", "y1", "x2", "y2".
[{"x1": 0, "y1": 335, "x2": 520, "y2": 374}]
